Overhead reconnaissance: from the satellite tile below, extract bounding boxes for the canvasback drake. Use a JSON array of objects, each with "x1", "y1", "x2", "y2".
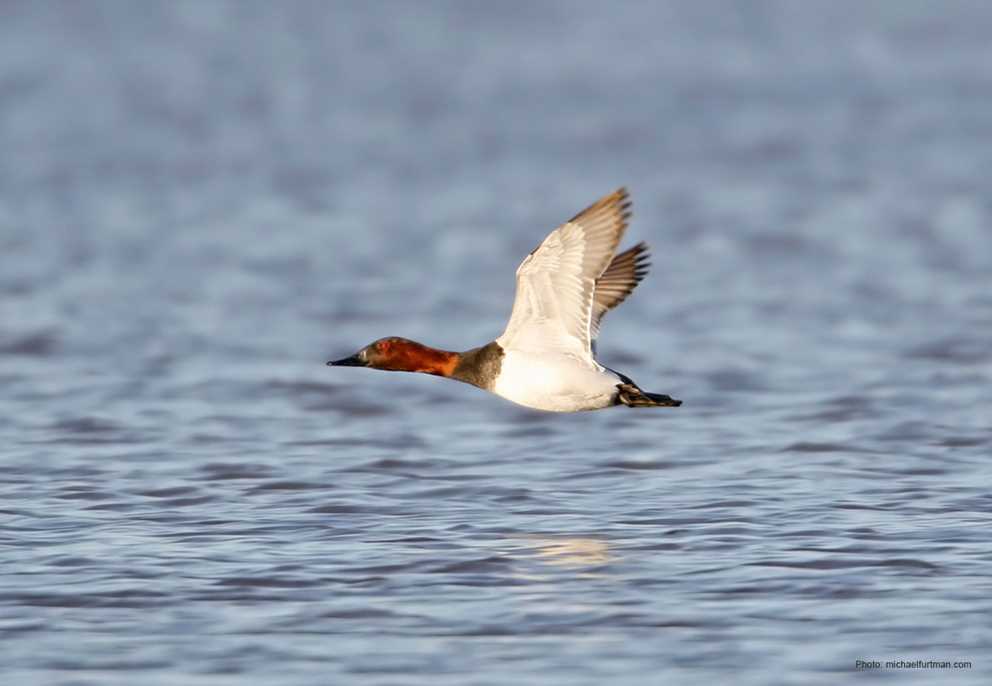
[{"x1": 328, "y1": 188, "x2": 681, "y2": 412}]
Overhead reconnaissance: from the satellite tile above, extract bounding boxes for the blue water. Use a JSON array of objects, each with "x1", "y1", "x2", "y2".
[{"x1": 2, "y1": 2, "x2": 991, "y2": 684}]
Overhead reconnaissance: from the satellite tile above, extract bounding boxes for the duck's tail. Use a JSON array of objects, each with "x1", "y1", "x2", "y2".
[{"x1": 616, "y1": 383, "x2": 682, "y2": 408}]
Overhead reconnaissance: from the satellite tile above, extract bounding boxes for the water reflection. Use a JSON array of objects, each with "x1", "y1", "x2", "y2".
[{"x1": 524, "y1": 536, "x2": 614, "y2": 568}]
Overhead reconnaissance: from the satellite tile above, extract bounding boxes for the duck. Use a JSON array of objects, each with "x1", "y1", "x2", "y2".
[{"x1": 328, "y1": 188, "x2": 681, "y2": 412}]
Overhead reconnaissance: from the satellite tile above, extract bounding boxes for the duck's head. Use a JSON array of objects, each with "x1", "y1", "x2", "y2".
[{"x1": 327, "y1": 337, "x2": 458, "y2": 376}]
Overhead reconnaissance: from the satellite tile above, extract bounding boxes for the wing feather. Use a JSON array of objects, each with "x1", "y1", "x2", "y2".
[
  {"x1": 497, "y1": 188, "x2": 630, "y2": 365},
  {"x1": 589, "y1": 241, "x2": 650, "y2": 342}
]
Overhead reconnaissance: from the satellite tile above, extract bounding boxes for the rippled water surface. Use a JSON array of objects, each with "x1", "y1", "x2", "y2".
[{"x1": 2, "y1": 2, "x2": 991, "y2": 684}]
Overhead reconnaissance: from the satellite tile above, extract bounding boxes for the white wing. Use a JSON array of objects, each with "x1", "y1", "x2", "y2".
[{"x1": 496, "y1": 188, "x2": 630, "y2": 366}]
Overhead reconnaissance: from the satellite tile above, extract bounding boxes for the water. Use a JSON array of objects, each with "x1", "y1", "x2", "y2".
[{"x1": 2, "y1": 2, "x2": 991, "y2": 684}]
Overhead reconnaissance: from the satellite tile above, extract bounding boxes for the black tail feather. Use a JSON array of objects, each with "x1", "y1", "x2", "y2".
[{"x1": 616, "y1": 383, "x2": 682, "y2": 408}]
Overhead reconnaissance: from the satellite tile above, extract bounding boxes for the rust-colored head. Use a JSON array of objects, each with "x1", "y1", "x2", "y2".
[{"x1": 327, "y1": 337, "x2": 458, "y2": 377}]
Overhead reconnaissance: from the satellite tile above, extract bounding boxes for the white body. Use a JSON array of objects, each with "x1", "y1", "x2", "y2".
[{"x1": 492, "y1": 350, "x2": 621, "y2": 412}]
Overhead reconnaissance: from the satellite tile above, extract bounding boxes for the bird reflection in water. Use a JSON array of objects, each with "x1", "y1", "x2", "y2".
[{"x1": 527, "y1": 537, "x2": 613, "y2": 568}]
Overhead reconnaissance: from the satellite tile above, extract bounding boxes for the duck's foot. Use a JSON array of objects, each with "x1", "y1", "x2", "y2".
[{"x1": 616, "y1": 383, "x2": 682, "y2": 408}]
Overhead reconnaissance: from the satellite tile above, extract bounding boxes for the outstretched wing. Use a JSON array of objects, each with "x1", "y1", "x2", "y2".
[
  {"x1": 497, "y1": 188, "x2": 630, "y2": 365},
  {"x1": 590, "y1": 241, "x2": 650, "y2": 343}
]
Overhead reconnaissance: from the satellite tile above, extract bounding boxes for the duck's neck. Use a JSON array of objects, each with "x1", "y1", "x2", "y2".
[
  {"x1": 392, "y1": 341, "x2": 461, "y2": 377},
  {"x1": 392, "y1": 340, "x2": 505, "y2": 391}
]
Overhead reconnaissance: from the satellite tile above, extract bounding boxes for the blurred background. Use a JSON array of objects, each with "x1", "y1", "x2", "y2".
[{"x1": 1, "y1": 1, "x2": 990, "y2": 684}]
